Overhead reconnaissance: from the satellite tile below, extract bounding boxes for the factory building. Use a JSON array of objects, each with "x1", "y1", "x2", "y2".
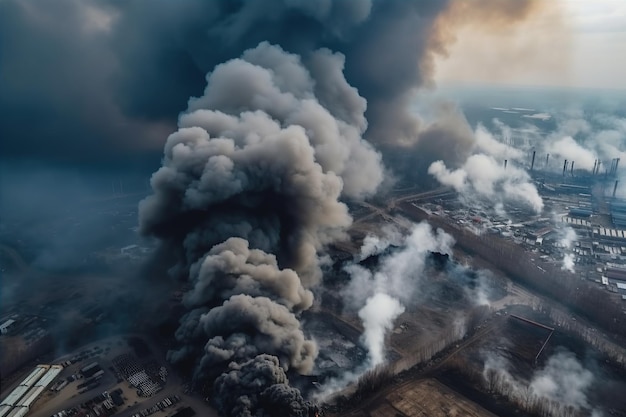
[
  {"x1": 0, "y1": 365, "x2": 62, "y2": 417},
  {"x1": 611, "y1": 200, "x2": 626, "y2": 228},
  {"x1": 593, "y1": 227, "x2": 626, "y2": 242}
]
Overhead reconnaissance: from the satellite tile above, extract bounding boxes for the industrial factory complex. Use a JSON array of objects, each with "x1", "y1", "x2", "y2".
[
  {"x1": 409, "y1": 154, "x2": 626, "y2": 302},
  {"x1": 3, "y1": 152, "x2": 626, "y2": 417}
]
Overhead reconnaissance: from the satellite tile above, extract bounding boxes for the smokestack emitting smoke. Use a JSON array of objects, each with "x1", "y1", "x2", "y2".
[
  {"x1": 531, "y1": 150, "x2": 536, "y2": 171},
  {"x1": 610, "y1": 158, "x2": 621, "y2": 176},
  {"x1": 593, "y1": 159, "x2": 597, "y2": 175},
  {"x1": 132, "y1": 1, "x2": 562, "y2": 414},
  {"x1": 504, "y1": 159, "x2": 508, "y2": 169},
  {"x1": 546, "y1": 153, "x2": 550, "y2": 168},
  {"x1": 571, "y1": 160, "x2": 574, "y2": 176},
  {"x1": 614, "y1": 180, "x2": 619, "y2": 198},
  {"x1": 563, "y1": 159, "x2": 568, "y2": 176}
]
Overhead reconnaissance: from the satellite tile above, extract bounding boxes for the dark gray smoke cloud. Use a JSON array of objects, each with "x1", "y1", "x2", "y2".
[
  {"x1": 141, "y1": 42, "x2": 380, "y2": 412},
  {"x1": 0, "y1": 0, "x2": 454, "y2": 175},
  {"x1": 214, "y1": 354, "x2": 317, "y2": 417},
  {"x1": 1, "y1": 0, "x2": 544, "y2": 178},
  {"x1": 139, "y1": 42, "x2": 382, "y2": 283}
]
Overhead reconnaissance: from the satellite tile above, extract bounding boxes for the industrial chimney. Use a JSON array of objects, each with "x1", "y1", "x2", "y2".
[
  {"x1": 504, "y1": 159, "x2": 508, "y2": 170},
  {"x1": 614, "y1": 180, "x2": 619, "y2": 198},
  {"x1": 546, "y1": 153, "x2": 550, "y2": 168},
  {"x1": 571, "y1": 161, "x2": 575, "y2": 176},
  {"x1": 563, "y1": 159, "x2": 568, "y2": 176},
  {"x1": 531, "y1": 151, "x2": 536, "y2": 171}
]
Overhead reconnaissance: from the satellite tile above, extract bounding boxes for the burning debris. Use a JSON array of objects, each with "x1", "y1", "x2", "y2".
[{"x1": 213, "y1": 355, "x2": 318, "y2": 417}]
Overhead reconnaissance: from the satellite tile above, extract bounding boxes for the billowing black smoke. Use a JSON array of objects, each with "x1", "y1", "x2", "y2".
[
  {"x1": 139, "y1": 42, "x2": 382, "y2": 415},
  {"x1": 214, "y1": 355, "x2": 317, "y2": 417}
]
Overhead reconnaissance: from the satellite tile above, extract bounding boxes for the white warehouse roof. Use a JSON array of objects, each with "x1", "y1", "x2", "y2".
[
  {"x1": 0, "y1": 405, "x2": 12, "y2": 417},
  {"x1": 0, "y1": 386, "x2": 28, "y2": 407},
  {"x1": 16, "y1": 386, "x2": 45, "y2": 408},
  {"x1": 35, "y1": 366, "x2": 62, "y2": 388},
  {"x1": 21, "y1": 366, "x2": 48, "y2": 388},
  {"x1": 6, "y1": 408, "x2": 28, "y2": 417}
]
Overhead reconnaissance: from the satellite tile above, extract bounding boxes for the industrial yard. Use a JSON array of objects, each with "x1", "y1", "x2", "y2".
[
  {"x1": 3, "y1": 160, "x2": 626, "y2": 417},
  {"x1": 319, "y1": 156, "x2": 626, "y2": 417},
  {"x1": 2, "y1": 160, "x2": 626, "y2": 417},
  {"x1": 0, "y1": 335, "x2": 215, "y2": 417}
]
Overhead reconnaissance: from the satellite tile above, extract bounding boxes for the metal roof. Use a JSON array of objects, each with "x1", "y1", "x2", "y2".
[
  {"x1": 0, "y1": 319, "x2": 15, "y2": 329},
  {"x1": 21, "y1": 366, "x2": 48, "y2": 388},
  {"x1": 0, "y1": 405, "x2": 12, "y2": 417},
  {"x1": 6, "y1": 407, "x2": 28, "y2": 417},
  {"x1": 35, "y1": 366, "x2": 62, "y2": 388},
  {"x1": 0, "y1": 386, "x2": 29, "y2": 407},
  {"x1": 16, "y1": 386, "x2": 45, "y2": 408}
]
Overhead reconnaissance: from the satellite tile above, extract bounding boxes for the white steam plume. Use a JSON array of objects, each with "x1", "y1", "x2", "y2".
[
  {"x1": 482, "y1": 350, "x2": 599, "y2": 415},
  {"x1": 358, "y1": 293, "x2": 405, "y2": 367},
  {"x1": 558, "y1": 225, "x2": 577, "y2": 273},
  {"x1": 317, "y1": 222, "x2": 454, "y2": 397},
  {"x1": 428, "y1": 153, "x2": 544, "y2": 213}
]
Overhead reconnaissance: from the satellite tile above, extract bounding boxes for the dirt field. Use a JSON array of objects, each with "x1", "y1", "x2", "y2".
[{"x1": 366, "y1": 379, "x2": 497, "y2": 417}]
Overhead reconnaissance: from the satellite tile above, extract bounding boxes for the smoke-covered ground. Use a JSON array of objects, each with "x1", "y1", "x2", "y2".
[{"x1": 435, "y1": 303, "x2": 626, "y2": 417}]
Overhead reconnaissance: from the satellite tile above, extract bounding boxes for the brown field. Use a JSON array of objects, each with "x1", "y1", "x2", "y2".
[{"x1": 363, "y1": 379, "x2": 497, "y2": 417}]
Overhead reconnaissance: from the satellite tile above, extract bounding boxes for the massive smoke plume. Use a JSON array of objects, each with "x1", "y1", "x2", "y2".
[
  {"x1": 139, "y1": 41, "x2": 384, "y2": 280},
  {"x1": 139, "y1": 42, "x2": 384, "y2": 415}
]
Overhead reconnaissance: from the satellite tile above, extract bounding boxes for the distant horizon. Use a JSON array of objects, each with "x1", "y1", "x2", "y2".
[{"x1": 435, "y1": 81, "x2": 626, "y2": 94}]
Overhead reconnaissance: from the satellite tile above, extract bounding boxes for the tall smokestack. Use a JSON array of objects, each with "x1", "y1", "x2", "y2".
[
  {"x1": 531, "y1": 151, "x2": 536, "y2": 171},
  {"x1": 504, "y1": 159, "x2": 508, "y2": 170},
  {"x1": 614, "y1": 180, "x2": 619, "y2": 198},
  {"x1": 593, "y1": 160, "x2": 597, "y2": 175},
  {"x1": 596, "y1": 160, "x2": 602, "y2": 175},
  {"x1": 615, "y1": 158, "x2": 620, "y2": 175},
  {"x1": 563, "y1": 159, "x2": 567, "y2": 176},
  {"x1": 571, "y1": 161, "x2": 575, "y2": 176},
  {"x1": 546, "y1": 153, "x2": 550, "y2": 168}
]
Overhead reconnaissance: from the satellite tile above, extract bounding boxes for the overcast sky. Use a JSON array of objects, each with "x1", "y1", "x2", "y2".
[{"x1": 435, "y1": 0, "x2": 626, "y2": 90}]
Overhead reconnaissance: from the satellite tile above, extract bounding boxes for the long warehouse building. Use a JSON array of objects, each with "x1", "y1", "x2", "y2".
[{"x1": 0, "y1": 365, "x2": 62, "y2": 417}]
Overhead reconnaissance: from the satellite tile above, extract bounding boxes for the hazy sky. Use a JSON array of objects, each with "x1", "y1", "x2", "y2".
[{"x1": 435, "y1": 0, "x2": 626, "y2": 90}]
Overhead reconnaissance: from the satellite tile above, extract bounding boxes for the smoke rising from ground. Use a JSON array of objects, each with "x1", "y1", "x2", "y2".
[
  {"x1": 213, "y1": 354, "x2": 316, "y2": 417},
  {"x1": 358, "y1": 293, "x2": 405, "y2": 367},
  {"x1": 530, "y1": 351, "x2": 594, "y2": 410},
  {"x1": 557, "y1": 226, "x2": 577, "y2": 273},
  {"x1": 344, "y1": 223, "x2": 455, "y2": 309},
  {"x1": 139, "y1": 42, "x2": 384, "y2": 414},
  {"x1": 315, "y1": 223, "x2": 455, "y2": 396},
  {"x1": 483, "y1": 350, "x2": 598, "y2": 415}
]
